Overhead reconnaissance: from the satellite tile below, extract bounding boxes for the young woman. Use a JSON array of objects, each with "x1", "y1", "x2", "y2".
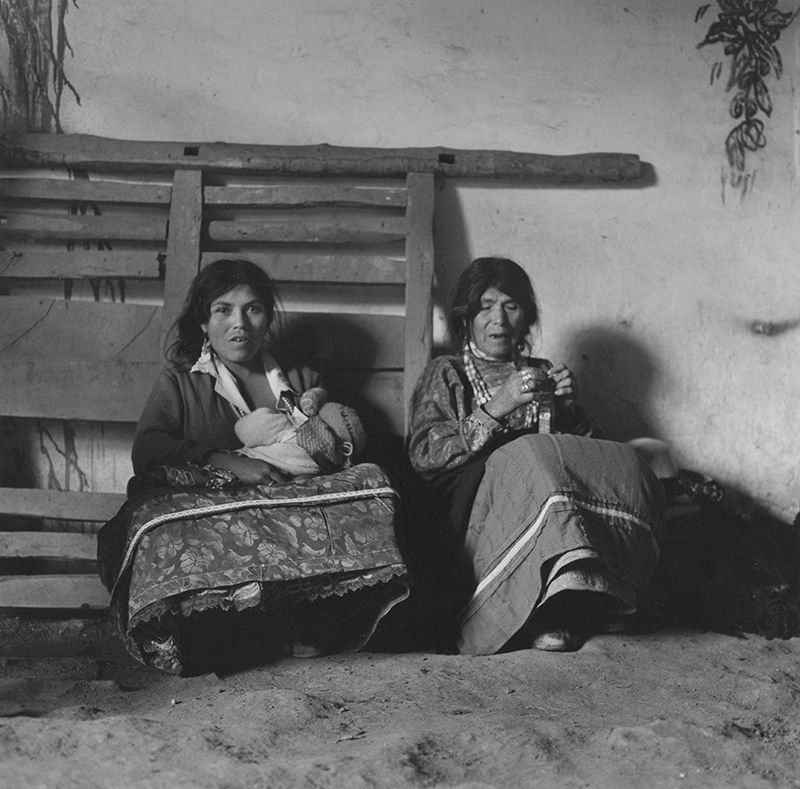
[{"x1": 100, "y1": 259, "x2": 409, "y2": 675}]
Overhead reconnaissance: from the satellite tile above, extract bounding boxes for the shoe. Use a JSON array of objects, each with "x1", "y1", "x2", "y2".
[
  {"x1": 292, "y1": 642, "x2": 322, "y2": 658},
  {"x1": 531, "y1": 629, "x2": 584, "y2": 652}
]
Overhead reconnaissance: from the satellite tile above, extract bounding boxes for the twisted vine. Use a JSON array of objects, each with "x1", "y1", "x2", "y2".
[{"x1": 696, "y1": 1, "x2": 798, "y2": 189}]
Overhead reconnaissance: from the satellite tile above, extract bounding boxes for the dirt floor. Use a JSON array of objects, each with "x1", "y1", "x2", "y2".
[{"x1": 2, "y1": 615, "x2": 799, "y2": 789}]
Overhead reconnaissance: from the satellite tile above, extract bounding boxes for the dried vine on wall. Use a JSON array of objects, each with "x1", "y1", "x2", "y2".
[
  {"x1": 0, "y1": 0, "x2": 79, "y2": 134},
  {"x1": 696, "y1": 1, "x2": 798, "y2": 194}
]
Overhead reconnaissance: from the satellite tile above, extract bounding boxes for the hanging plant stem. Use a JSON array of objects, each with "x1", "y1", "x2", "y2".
[{"x1": 0, "y1": 0, "x2": 80, "y2": 134}]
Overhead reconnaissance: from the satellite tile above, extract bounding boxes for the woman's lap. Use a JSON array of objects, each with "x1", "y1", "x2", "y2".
[
  {"x1": 457, "y1": 434, "x2": 665, "y2": 654},
  {"x1": 99, "y1": 463, "x2": 410, "y2": 674}
]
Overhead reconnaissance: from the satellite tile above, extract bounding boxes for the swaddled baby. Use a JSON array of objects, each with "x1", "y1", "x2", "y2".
[{"x1": 234, "y1": 387, "x2": 366, "y2": 477}]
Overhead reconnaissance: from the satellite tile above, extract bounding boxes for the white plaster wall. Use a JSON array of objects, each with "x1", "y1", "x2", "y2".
[{"x1": 52, "y1": 0, "x2": 799, "y2": 521}]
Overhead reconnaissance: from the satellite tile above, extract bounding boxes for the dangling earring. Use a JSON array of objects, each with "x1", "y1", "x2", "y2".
[{"x1": 200, "y1": 334, "x2": 212, "y2": 360}]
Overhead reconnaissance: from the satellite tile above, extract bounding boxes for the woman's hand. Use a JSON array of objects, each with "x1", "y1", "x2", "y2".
[
  {"x1": 484, "y1": 364, "x2": 579, "y2": 422},
  {"x1": 548, "y1": 363, "x2": 578, "y2": 407},
  {"x1": 484, "y1": 368, "x2": 541, "y2": 421},
  {"x1": 206, "y1": 452, "x2": 287, "y2": 486}
]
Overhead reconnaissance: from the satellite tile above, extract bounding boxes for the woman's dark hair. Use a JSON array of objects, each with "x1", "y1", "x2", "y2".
[
  {"x1": 167, "y1": 258, "x2": 279, "y2": 364},
  {"x1": 449, "y1": 256, "x2": 540, "y2": 348}
]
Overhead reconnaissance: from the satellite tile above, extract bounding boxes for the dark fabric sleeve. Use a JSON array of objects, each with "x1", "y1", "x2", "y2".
[
  {"x1": 131, "y1": 369, "x2": 240, "y2": 474},
  {"x1": 132, "y1": 370, "x2": 206, "y2": 474},
  {"x1": 407, "y1": 357, "x2": 506, "y2": 480}
]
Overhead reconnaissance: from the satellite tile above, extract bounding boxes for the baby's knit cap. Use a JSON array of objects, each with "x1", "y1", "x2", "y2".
[
  {"x1": 296, "y1": 402, "x2": 366, "y2": 472},
  {"x1": 319, "y1": 402, "x2": 366, "y2": 457}
]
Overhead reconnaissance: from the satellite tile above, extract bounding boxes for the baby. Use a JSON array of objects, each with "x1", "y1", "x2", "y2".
[{"x1": 234, "y1": 387, "x2": 366, "y2": 477}]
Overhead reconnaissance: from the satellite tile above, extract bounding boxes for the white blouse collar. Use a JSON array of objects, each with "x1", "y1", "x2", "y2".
[{"x1": 190, "y1": 347, "x2": 296, "y2": 415}]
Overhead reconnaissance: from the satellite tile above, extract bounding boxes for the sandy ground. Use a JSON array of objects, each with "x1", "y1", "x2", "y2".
[{"x1": 2, "y1": 615, "x2": 799, "y2": 789}]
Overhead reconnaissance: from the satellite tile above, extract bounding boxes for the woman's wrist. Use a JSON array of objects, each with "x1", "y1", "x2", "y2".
[{"x1": 480, "y1": 404, "x2": 506, "y2": 425}]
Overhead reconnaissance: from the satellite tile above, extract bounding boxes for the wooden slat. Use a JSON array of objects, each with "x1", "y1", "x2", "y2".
[
  {"x1": 403, "y1": 173, "x2": 435, "y2": 432},
  {"x1": 0, "y1": 298, "x2": 162, "y2": 362},
  {"x1": 0, "y1": 298, "x2": 404, "y2": 366},
  {"x1": 2, "y1": 211, "x2": 168, "y2": 241},
  {"x1": 324, "y1": 370, "x2": 404, "y2": 436},
  {"x1": 0, "y1": 489, "x2": 126, "y2": 522},
  {"x1": 161, "y1": 169, "x2": 203, "y2": 348},
  {"x1": 281, "y1": 313, "x2": 405, "y2": 369},
  {"x1": 201, "y1": 251, "x2": 405, "y2": 284},
  {"x1": 204, "y1": 184, "x2": 406, "y2": 207},
  {"x1": 0, "y1": 177, "x2": 171, "y2": 204},
  {"x1": 0, "y1": 358, "x2": 160, "y2": 421},
  {"x1": 0, "y1": 249, "x2": 164, "y2": 279},
  {"x1": 0, "y1": 575, "x2": 109, "y2": 609},
  {"x1": 207, "y1": 215, "x2": 407, "y2": 244},
  {"x1": 2, "y1": 133, "x2": 643, "y2": 181},
  {"x1": 0, "y1": 531, "x2": 100, "y2": 560},
  {"x1": 0, "y1": 306, "x2": 403, "y2": 420}
]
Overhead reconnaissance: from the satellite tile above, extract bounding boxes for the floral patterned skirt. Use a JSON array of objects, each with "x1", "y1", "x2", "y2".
[{"x1": 97, "y1": 463, "x2": 410, "y2": 675}]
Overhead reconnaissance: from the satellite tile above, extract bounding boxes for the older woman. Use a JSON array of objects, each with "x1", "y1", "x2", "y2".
[
  {"x1": 99, "y1": 259, "x2": 409, "y2": 675},
  {"x1": 408, "y1": 257, "x2": 664, "y2": 654}
]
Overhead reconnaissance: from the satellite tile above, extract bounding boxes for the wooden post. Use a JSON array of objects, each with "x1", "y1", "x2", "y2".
[
  {"x1": 404, "y1": 173, "x2": 436, "y2": 433},
  {"x1": 161, "y1": 169, "x2": 203, "y2": 352}
]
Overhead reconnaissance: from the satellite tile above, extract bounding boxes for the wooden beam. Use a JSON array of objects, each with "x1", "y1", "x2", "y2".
[
  {"x1": 0, "y1": 489, "x2": 126, "y2": 522},
  {"x1": 0, "y1": 249, "x2": 164, "y2": 279},
  {"x1": 2, "y1": 133, "x2": 642, "y2": 182},
  {"x1": 3, "y1": 211, "x2": 167, "y2": 242},
  {"x1": 0, "y1": 531, "x2": 99, "y2": 560},
  {"x1": 0, "y1": 575, "x2": 109, "y2": 609}
]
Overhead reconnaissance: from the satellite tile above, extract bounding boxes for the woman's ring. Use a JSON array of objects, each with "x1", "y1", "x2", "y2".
[{"x1": 521, "y1": 369, "x2": 534, "y2": 392}]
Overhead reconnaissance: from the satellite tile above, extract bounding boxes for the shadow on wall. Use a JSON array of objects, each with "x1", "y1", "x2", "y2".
[
  {"x1": 431, "y1": 164, "x2": 658, "y2": 351},
  {"x1": 564, "y1": 325, "x2": 662, "y2": 443}
]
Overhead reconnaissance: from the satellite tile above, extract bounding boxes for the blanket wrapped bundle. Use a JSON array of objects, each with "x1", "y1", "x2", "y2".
[{"x1": 98, "y1": 463, "x2": 409, "y2": 674}]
